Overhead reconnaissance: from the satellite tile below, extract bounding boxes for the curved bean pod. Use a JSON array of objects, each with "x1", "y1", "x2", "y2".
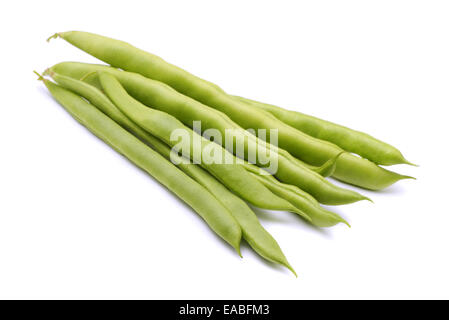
[
  {"x1": 233, "y1": 96, "x2": 415, "y2": 166},
  {"x1": 48, "y1": 62, "x2": 369, "y2": 205},
  {"x1": 250, "y1": 173, "x2": 350, "y2": 228},
  {"x1": 242, "y1": 162, "x2": 349, "y2": 227},
  {"x1": 40, "y1": 79, "x2": 242, "y2": 254},
  {"x1": 159, "y1": 146, "x2": 297, "y2": 276},
  {"x1": 49, "y1": 31, "x2": 413, "y2": 190}
]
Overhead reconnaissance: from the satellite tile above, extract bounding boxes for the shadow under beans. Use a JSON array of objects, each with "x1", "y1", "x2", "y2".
[{"x1": 373, "y1": 182, "x2": 412, "y2": 196}]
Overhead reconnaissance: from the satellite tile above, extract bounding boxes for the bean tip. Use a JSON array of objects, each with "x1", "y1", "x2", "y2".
[
  {"x1": 43, "y1": 68, "x2": 53, "y2": 77},
  {"x1": 405, "y1": 160, "x2": 419, "y2": 167},
  {"x1": 232, "y1": 241, "x2": 242, "y2": 258},
  {"x1": 34, "y1": 70, "x2": 44, "y2": 81},
  {"x1": 336, "y1": 215, "x2": 351, "y2": 228},
  {"x1": 236, "y1": 247, "x2": 243, "y2": 258},
  {"x1": 46, "y1": 33, "x2": 61, "y2": 42},
  {"x1": 287, "y1": 265, "x2": 298, "y2": 278}
]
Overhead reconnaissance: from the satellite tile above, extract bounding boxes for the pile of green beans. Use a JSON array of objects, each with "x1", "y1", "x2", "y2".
[
  {"x1": 38, "y1": 31, "x2": 416, "y2": 275},
  {"x1": 48, "y1": 62, "x2": 368, "y2": 205},
  {"x1": 48, "y1": 31, "x2": 415, "y2": 190}
]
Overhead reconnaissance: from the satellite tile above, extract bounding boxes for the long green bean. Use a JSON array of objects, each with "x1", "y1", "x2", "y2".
[{"x1": 233, "y1": 96, "x2": 415, "y2": 166}]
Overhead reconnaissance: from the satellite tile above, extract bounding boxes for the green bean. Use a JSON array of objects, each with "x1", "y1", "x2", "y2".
[
  {"x1": 45, "y1": 71, "x2": 296, "y2": 274},
  {"x1": 233, "y1": 96, "x2": 415, "y2": 166},
  {"x1": 303, "y1": 152, "x2": 344, "y2": 177},
  {"x1": 39, "y1": 77, "x2": 242, "y2": 255},
  {"x1": 97, "y1": 71, "x2": 310, "y2": 218},
  {"x1": 47, "y1": 62, "x2": 369, "y2": 205},
  {"x1": 158, "y1": 145, "x2": 297, "y2": 276},
  {"x1": 252, "y1": 173, "x2": 349, "y2": 228},
  {"x1": 48, "y1": 31, "x2": 414, "y2": 190},
  {"x1": 242, "y1": 161, "x2": 349, "y2": 228}
]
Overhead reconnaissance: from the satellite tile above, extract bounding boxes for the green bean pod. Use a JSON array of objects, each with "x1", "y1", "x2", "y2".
[
  {"x1": 47, "y1": 70, "x2": 297, "y2": 274},
  {"x1": 97, "y1": 71, "x2": 310, "y2": 217},
  {"x1": 242, "y1": 162, "x2": 349, "y2": 228},
  {"x1": 49, "y1": 31, "x2": 413, "y2": 190},
  {"x1": 233, "y1": 96, "x2": 415, "y2": 166},
  {"x1": 301, "y1": 152, "x2": 344, "y2": 177},
  {"x1": 48, "y1": 62, "x2": 369, "y2": 205},
  {"x1": 158, "y1": 146, "x2": 297, "y2": 276},
  {"x1": 40, "y1": 79, "x2": 242, "y2": 254}
]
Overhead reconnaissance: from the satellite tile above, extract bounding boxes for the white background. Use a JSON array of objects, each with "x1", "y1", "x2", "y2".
[{"x1": 1, "y1": 0, "x2": 448, "y2": 299}]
